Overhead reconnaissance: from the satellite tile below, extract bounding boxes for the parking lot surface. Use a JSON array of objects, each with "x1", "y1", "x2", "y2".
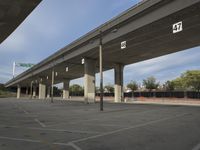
[{"x1": 0, "y1": 98, "x2": 200, "y2": 150}]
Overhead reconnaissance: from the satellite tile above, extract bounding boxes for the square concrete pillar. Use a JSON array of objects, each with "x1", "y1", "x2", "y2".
[
  {"x1": 33, "y1": 86, "x2": 36, "y2": 98},
  {"x1": 39, "y1": 83, "x2": 46, "y2": 99},
  {"x1": 26, "y1": 87, "x2": 29, "y2": 95},
  {"x1": 114, "y1": 64, "x2": 124, "y2": 102},
  {"x1": 47, "y1": 86, "x2": 51, "y2": 99},
  {"x1": 84, "y1": 58, "x2": 96, "y2": 103},
  {"x1": 63, "y1": 80, "x2": 70, "y2": 100},
  {"x1": 17, "y1": 85, "x2": 21, "y2": 99}
]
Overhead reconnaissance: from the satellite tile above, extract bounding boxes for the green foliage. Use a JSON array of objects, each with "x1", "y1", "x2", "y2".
[
  {"x1": 0, "y1": 84, "x2": 6, "y2": 91},
  {"x1": 181, "y1": 70, "x2": 200, "y2": 91},
  {"x1": 171, "y1": 77, "x2": 185, "y2": 90},
  {"x1": 104, "y1": 84, "x2": 114, "y2": 93},
  {"x1": 53, "y1": 87, "x2": 62, "y2": 96},
  {"x1": 143, "y1": 76, "x2": 159, "y2": 91},
  {"x1": 168, "y1": 70, "x2": 200, "y2": 91},
  {"x1": 127, "y1": 81, "x2": 138, "y2": 92},
  {"x1": 69, "y1": 84, "x2": 84, "y2": 95},
  {"x1": 164, "y1": 80, "x2": 175, "y2": 91},
  {"x1": 0, "y1": 84, "x2": 16, "y2": 97}
]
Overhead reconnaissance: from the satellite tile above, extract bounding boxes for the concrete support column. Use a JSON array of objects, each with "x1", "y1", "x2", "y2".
[
  {"x1": 63, "y1": 80, "x2": 70, "y2": 100},
  {"x1": 114, "y1": 64, "x2": 124, "y2": 102},
  {"x1": 47, "y1": 86, "x2": 51, "y2": 99},
  {"x1": 17, "y1": 85, "x2": 21, "y2": 99},
  {"x1": 30, "y1": 82, "x2": 33, "y2": 98},
  {"x1": 26, "y1": 87, "x2": 29, "y2": 95},
  {"x1": 33, "y1": 86, "x2": 36, "y2": 98},
  {"x1": 39, "y1": 83, "x2": 46, "y2": 99},
  {"x1": 84, "y1": 58, "x2": 96, "y2": 103}
]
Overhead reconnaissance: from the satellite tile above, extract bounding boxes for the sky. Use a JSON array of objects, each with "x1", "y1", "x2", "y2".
[{"x1": 0, "y1": 0, "x2": 200, "y2": 87}]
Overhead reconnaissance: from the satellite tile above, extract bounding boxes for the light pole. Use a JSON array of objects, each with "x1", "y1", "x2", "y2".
[
  {"x1": 12, "y1": 62, "x2": 16, "y2": 78},
  {"x1": 99, "y1": 31, "x2": 103, "y2": 111},
  {"x1": 51, "y1": 68, "x2": 55, "y2": 103},
  {"x1": 30, "y1": 81, "x2": 33, "y2": 99}
]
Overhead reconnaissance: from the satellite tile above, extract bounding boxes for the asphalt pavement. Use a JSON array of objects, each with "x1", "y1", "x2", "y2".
[{"x1": 0, "y1": 98, "x2": 200, "y2": 150}]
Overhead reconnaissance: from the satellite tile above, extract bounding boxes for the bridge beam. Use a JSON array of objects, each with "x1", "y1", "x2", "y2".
[
  {"x1": 114, "y1": 64, "x2": 124, "y2": 102},
  {"x1": 84, "y1": 58, "x2": 96, "y2": 103}
]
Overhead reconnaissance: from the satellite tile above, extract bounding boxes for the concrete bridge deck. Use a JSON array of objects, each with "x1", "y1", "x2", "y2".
[{"x1": 5, "y1": 0, "x2": 200, "y2": 103}]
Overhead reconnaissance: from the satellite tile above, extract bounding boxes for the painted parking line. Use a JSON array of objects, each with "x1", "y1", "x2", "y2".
[
  {"x1": 68, "y1": 113, "x2": 189, "y2": 144},
  {"x1": 34, "y1": 118, "x2": 46, "y2": 128},
  {"x1": 0, "y1": 136, "x2": 78, "y2": 150},
  {"x1": 68, "y1": 142, "x2": 82, "y2": 150},
  {"x1": 48, "y1": 109, "x2": 158, "y2": 127},
  {"x1": 0, "y1": 125, "x2": 101, "y2": 134},
  {"x1": 13, "y1": 103, "x2": 30, "y2": 115},
  {"x1": 0, "y1": 136, "x2": 40, "y2": 143}
]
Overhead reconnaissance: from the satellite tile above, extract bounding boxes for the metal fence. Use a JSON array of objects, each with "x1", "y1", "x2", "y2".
[{"x1": 96, "y1": 91, "x2": 200, "y2": 99}]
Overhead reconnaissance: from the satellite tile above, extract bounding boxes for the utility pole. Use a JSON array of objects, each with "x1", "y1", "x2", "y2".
[
  {"x1": 30, "y1": 81, "x2": 33, "y2": 99},
  {"x1": 99, "y1": 31, "x2": 103, "y2": 111},
  {"x1": 12, "y1": 62, "x2": 15, "y2": 78},
  {"x1": 51, "y1": 68, "x2": 55, "y2": 103}
]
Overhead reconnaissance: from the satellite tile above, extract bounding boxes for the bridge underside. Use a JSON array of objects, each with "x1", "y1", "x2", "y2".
[
  {"x1": 21, "y1": 2, "x2": 200, "y2": 86},
  {"x1": 5, "y1": 0, "x2": 200, "y2": 102},
  {"x1": 0, "y1": 0, "x2": 41, "y2": 44}
]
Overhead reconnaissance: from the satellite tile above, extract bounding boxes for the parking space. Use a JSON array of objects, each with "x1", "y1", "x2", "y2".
[{"x1": 0, "y1": 98, "x2": 200, "y2": 150}]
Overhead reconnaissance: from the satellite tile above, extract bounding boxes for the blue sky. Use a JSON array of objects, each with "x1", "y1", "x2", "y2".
[{"x1": 0, "y1": 0, "x2": 200, "y2": 87}]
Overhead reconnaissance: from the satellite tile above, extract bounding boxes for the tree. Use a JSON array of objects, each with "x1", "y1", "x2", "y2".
[
  {"x1": 181, "y1": 70, "x2": 200, "y2": 92},
  {"x1": 164, "y1": 80, "x2": 175, "y2": 91},
  {"x1": 0, "y1": 84, "x2": 6, "y2": 91},
  {"x1": 53, "y1": 86, "x2": 62, "y2": 96},
  {"x1": 104, "y1": 84, "x2": 114, "y2": 93},
  {"x1": 127, "y1": 81, "x2": 138, "y2": 98},
  {"x1": 69, "y1": 84, "x2": 84, "y2": 95},
  {"x1": 171, "y1": 77, "x2": 185, "y2": 90},
  {"x1": 143, "y1": 76, "x2": 159, "y2": 91}
]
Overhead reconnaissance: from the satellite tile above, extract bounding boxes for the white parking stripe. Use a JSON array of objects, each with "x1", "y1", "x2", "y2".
[
  {"x1": 0, "y1": 136, "x2": 40, "y2": 143},
  {"x1": 0, "y1": 113, "x2": 189, "y2": 150},
  {"x1": 54, "y1": 142, "x2": 82, "y2": 150},
  {"x1": 0, "y1": 136, "x2": 82, "y2": 150},
  {"x1": 69, "y1": 113, "x2": 189, "y2": 143},
  {"x1": 34, "y1": 118, "x2": 46, "y2": 128},
  {"x1": 0, "y1": 125, "x2": 101, "y2": 134}
]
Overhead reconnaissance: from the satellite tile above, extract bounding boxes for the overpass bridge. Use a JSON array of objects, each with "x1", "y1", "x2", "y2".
[
  {"x1": 0, "y1": 0, "x2": 41, "y2": 44},
  {"x1": 5, "y1": 0, "x2": 200, "y2": 103}
]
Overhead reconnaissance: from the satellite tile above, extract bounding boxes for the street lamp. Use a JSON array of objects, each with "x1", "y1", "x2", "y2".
[
  {"x1": 99, "y1": 31, "x2": 103, "y2": 111},
  {"x1": 51, "y1": 68, "x2": 55, "y2": 103}
]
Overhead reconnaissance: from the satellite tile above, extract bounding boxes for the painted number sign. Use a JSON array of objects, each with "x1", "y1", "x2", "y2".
[
  {"x1": 173, "y1": 21, "x2": 183, "y2": 34},
  {"x1": 121, "y1": 41, "x2": 127, "y2": 49}
]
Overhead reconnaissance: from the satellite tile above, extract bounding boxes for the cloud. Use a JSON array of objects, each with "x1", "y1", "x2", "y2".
[
  {"x1": 0, "y1": 65, "x2": 13, "y2": 83},
  {"x1": 0, "y1": 29, "x2": 27, "y2": 52},
  {"x1": 124, "y1": 46, "x2": 200, "y2": 84},
  {"x1": 0, "y1": 0, "x2": 200, "y2": 86},
  {"x1": 125, "y1": 47, "x2": 200, "y2": 76}
]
